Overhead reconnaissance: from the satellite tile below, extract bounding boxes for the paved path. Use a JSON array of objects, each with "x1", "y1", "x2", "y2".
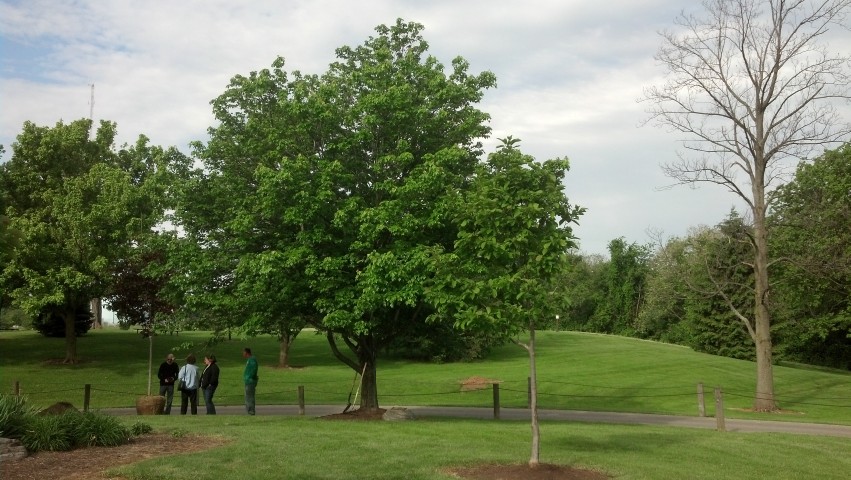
[{"x1": 102, "y1": 404, "x2": 851, "y2": 438}]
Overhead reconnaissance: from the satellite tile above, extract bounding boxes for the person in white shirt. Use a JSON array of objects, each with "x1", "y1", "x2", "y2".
[{"x1": 177, "y1": 354, "x2": 200, "y2": 415}]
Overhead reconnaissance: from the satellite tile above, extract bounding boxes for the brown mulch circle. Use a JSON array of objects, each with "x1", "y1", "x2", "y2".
[
  {"x1": 1, "y1": 433, "x2": 230, "y2": 480},
  {"x1": 445, "y1": 463, "x2": 610, "y2": 480},
  {"x1": 321, "y1": 409, "x2": 610, "y2": 479}
]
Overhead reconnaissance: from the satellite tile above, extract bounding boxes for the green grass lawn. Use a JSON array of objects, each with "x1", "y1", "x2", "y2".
[
  {"x1": 1, "y1": 328, "x2": 849, "y2": 425},
  {"x1": 3, "y1": 328, "x2": 851, "y2": 479},
  {"x1": 107, "y1": 415, "x2": 851, "y2": 480}
]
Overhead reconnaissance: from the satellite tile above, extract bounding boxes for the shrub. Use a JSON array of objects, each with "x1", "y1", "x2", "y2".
[
  {"x1": 130, "y1": 421, "x2": 153, "y2": 436},
  {"x1": 0, "y1": 394, "x2": 34, "y2": 438},
  {"x1": 20, "y1": 413, "x2": 77, "y2": 452},
  {"x1": 32, "y1": 304, "x2": 92, "y2": 338},
  {"x1": 73, "y1": 411, "x2": 130, "y2": 447},
  {"x1": 7, "y1": 396, "x2": 134, "y2": 452}
]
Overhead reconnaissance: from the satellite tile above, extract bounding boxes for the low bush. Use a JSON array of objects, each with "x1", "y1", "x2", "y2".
[
  {"x1": 0, "y1": 394, "x2": 33, "y2": 438},
  {"x1": 20, "y1": 413, "x2": 76, "y2": 452},
  {"x1": 2, "y1": 395, "x2": 134, "y2": 452},
  {"x1": 73, "y1": 412, "x2": 131, "y2": 447},
  {"x1": 130, "y1": 421, "x2": 153, "y2": 436}
]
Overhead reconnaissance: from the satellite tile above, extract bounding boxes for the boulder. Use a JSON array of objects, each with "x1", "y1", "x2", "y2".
[{"x1": 382, "y1": 407, "x2": 415, "y2": 421}]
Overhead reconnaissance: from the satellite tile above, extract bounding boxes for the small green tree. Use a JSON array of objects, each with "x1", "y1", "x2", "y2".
[{"x1": 430, "y1": 137, "x2": 584, "y2": 466}]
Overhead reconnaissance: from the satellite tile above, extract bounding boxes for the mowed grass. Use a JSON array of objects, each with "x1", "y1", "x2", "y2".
[
  {"x1": 109, "y1": 415, "x2": 851, "y2": 480},
  {"x1": 1, "y1": 328, "x2": 850, "y2": 424},
  {"x1": 3, "y1": 329, "x2": 851, "y2": 479}
]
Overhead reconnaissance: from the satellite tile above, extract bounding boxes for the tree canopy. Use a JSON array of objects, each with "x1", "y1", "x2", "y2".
[
  {"x1": 0, "y1": 119, "x2": 188, "y2": 362},
  {"x1": 175, "y1": 19, "x2": 498, "y2": 408}
]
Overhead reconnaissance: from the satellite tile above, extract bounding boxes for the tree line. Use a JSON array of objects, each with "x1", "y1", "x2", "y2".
[{"x1": 557, "y1": 143, "x2": 851, "y2": 373}]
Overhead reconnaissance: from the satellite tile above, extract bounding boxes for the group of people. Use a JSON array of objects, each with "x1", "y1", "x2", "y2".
[{"x1": 157, "y1": 347, "x2": 259, "y2": 415}]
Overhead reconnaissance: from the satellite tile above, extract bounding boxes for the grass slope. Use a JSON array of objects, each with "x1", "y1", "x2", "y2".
[
  {"x1": 111, "y1": 415, "x2": 851, "y2": 480},
  {"x1": 1, "y1": 328, "x2": 849, "y2": 424}
]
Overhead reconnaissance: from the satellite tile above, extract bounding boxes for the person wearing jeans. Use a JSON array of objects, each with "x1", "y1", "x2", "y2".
[
  {"x1": 157, "y1": 354, "x2": 179, "y2": 414},
  {"x1": 243, "y1": 347, "x2": 259, "y2": 415},
  {"x1": 200, "y1": 354, "x2": 220, "y2": 415},
  {"x1": 178, "y1": 354, "x2": 200, "y2": 415}
]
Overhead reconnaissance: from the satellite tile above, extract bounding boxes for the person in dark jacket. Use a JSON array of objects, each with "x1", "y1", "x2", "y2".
[
  {"x1": 200, "y1": 354, "x2": 220, "y2": 415},
  {"x1": 157, "y1": 353, "x2": 179, "y2": 414}
]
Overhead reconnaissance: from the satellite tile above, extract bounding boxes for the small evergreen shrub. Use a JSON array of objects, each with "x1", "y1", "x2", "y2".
[{"x1": 32, "y1": 304, "x2": 92, "y2": 338}]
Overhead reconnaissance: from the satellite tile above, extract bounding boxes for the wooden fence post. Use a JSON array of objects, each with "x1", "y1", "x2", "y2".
[
  {"x1": 14, "y1": 380, "x2": 20, "y2": 396},
  {"x1": 83, "y1": 384, "x2": 91, "y2": 412},
  {"x1": 697, "y1": 383, "x2": 705, "y2": 417},
  {"x1": 714, "y1": 387, "x2": 725, "y2": 432},
  {"x1": 298, "y1": 385, "x2": 305, "y2": 415},
  {"x1": 492, "y1": 383, "x2": 500, "y2": 420}
]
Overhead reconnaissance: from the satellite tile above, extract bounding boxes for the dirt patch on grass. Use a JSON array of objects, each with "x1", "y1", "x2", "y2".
[
  {"x1": 459, "y1": 376, "x2": 501, "y2": 391},
  {"x1": 1, "y1": 433, "x2": 229, "y2": 480},
  {"x1": 445, "y1": 463, "x2": 610, "y2": 479}
]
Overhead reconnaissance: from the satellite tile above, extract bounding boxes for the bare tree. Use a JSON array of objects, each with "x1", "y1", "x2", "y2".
[{"x1": 642, "y1": 0, "x2": 851, "y2": 411}]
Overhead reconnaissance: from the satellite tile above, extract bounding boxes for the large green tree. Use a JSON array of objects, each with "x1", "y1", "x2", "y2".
[
  {"x1": 771, "y1": 144, "x2": 851, "y2": 369},
  {"x1": 430, "y1": 137, "x2": 584, "y2": 466},
  {"x1": 643, "y1": 0, "x2": 851, "y2": 410},
  {"x1": 0, "y1": 120, "x2": 183, "y2": 363},
  {"x1": 177, "y1": 19, "x2": 496, "y2": 408}
]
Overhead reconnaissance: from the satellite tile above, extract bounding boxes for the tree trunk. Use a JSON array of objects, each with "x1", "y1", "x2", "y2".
[
  {"x1": 63, "y1": 311, "x2": 78, "y2": 364},
  {"x1": 527, "y1": 322, "x2": 540, "y2": 467},
  {"x1": 751, "y1": 160, "x2": 776, "y2": 412},
  {"x1": 279, "y1": 337, "x2": 291, "y2": 368},
  {"x1": 752, "y1": 204, "x2": 776, "y2": 411},
  {"x1": 358, "y1": 347, "x2": 379, "y2": 411},
  {"x1": 90, "y1": 298, "x2": 103, "y2": 329},
  {"x1": 326, "y1": 331, "x2": 380, "y2": 410}
]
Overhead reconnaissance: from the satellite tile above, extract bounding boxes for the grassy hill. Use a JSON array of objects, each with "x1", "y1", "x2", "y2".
[{"x1": 1, "y1": 328, "x2": 849, "y2": 424}]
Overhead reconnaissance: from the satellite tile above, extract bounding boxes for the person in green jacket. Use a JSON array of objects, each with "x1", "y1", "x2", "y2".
[{"x1": 242, "y1": 347, "x2": 259, "y2": 415}]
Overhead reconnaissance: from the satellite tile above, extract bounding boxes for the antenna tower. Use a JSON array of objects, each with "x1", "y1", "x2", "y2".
[{"x1": 89, "y1": 84, "x2": 95, "y2": 120}]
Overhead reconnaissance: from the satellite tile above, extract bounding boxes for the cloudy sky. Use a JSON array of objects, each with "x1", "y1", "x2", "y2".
[{"x1": 2, "y1": 0, "x2": 848, "y2": 256}]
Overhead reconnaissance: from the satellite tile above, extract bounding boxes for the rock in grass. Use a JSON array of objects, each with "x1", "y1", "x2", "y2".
[
  {"x1": 382, "y1": 407, "x2": 415, "y2": 421},
  {"x1": 38, "y1": 401, "x2": 78, "y2": 416}
]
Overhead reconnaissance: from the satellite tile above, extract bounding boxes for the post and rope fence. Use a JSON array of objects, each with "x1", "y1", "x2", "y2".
[{"x1": 8, "y1": 378, "x2": 849, "y2": 424}]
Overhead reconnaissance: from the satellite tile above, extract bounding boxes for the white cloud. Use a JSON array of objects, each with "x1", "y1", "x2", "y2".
[{"x1": 1, "y1": 0, "x2": 848, "y2": 255}]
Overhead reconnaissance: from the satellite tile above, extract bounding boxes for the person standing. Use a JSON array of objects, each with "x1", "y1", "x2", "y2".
[
  {"x1": 177, "y1": 354, "x2": 200, "y2": 415},
  {"x1": 157, "y1": 353, "x2": 179, "y2": 414},
  {"x1": 242, "y1": 347, "x2": 259, "y2": 415},
  {"x1": 200, "y1": 354, "x2": 220, "y2": 415}
]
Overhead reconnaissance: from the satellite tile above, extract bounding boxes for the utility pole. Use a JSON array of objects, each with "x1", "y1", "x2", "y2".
[{"x1": 89, "y1": 84, "x2": 95, "y2": 120}]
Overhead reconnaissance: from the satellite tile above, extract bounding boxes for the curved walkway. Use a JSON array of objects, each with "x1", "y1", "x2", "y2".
[{"x1": 102, "y1": 404, "x2": 851, "y2": 438}]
